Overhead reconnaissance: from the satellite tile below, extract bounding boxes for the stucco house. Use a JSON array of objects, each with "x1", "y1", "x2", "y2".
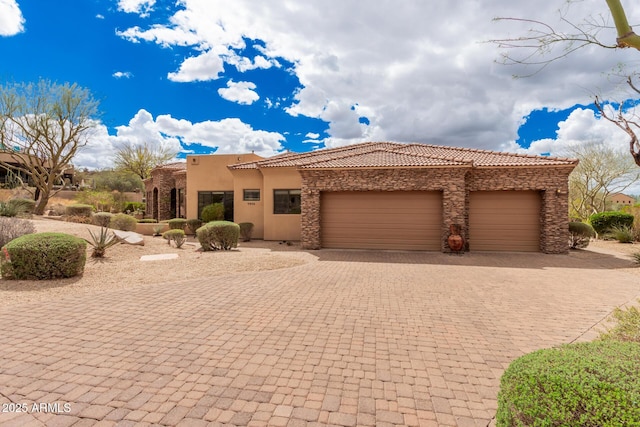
[
  {"x1": 607, "y1": 192, "x2": 636, "y2": 207},
  {"x1": 146, "y1": 142, "x2": 578, "y2": 253}
]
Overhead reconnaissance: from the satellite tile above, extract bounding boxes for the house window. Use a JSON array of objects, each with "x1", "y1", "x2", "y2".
[
  {"x1": 197, "y1": 191, "x2": 234, "y2": 221},
  {"x1": 243, "y1": 189, "x2": 260, "y2": 201},
  {"x1": 274, "y1": 189, "x2": 301, "y2": 214}
]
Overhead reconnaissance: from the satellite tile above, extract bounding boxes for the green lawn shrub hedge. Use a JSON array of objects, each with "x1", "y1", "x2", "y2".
[
  {"x1": 7, "y1": 198, "x2": 35, "y2": 215},
  {"x1": 1, "y1": 232, "x2": 87, "y2": 280},
  {"x1": 568, "y1": 222, "x2": 595, "y2": 249},
  {"x1": 496, "y1": 340, "x2": 640, "y2": 426},
  {"x1": 110, "y1": 213, "x2": 137, "y2": 231},
  {"x1": 196, "y1": 221, "x2": 239, "y2": 251},
  {"x1": 201, "y1": 203, "x2": 224, "y2": 223},
  {"x1": 123, "y1": 202, "x2": 145, "y2": 213},
  {"x1": 589, "y1": 211, "x2": 634, "y2": 235},
  {"x1": 137, "y1": 218, "x2": 157, "y2": 223}
]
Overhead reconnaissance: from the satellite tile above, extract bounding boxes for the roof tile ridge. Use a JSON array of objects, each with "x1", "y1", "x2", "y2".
[
  {"x1": 415, "y1": 142, "x2": 578, "y2": 162},
  {"x1": 383, "y1": 147, "x2": 472, "y2": 164}
]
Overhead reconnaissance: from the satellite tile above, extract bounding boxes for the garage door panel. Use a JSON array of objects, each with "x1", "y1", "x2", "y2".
[
  {"x1": 469, "y1": 191, "x2": 541, "y2": 252},
  {"x1": 321, "y1": 191, "x2": 442, "y2": 250}
]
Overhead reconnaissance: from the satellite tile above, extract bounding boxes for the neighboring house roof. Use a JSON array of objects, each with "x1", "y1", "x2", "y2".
[
  {"x1": 228, "y1": 142, "x2": 578, "y2": 170},
  {"x1": 155, "y1": 162, "x2": 187, "y2": 171}
]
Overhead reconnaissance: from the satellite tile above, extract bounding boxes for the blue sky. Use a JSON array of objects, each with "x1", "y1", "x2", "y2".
[{"x1": 0, "y1": 0, "x2": 638, "y2": 169}]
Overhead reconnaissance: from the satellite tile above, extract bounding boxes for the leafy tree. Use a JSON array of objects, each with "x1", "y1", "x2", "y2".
[
  {"x1": 491, "y1": 1, "x2": 640, "y2": 166},
  {"x1": 90, "y1": 169, "x2": 143, "y2": 193},
  {"x1": 0, "y1": 79, "x2": 99, "y2": 214},
  {"x1": 565, "y1": 141, "x2": 640, "y2": 219},
  {"x1": 114, "y1": 141, "x2": 177, "y2": 180}
]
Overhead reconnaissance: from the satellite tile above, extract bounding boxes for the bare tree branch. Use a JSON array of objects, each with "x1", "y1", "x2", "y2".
[{"x1": 0, "y1": 80, "x2": 99, "y2": 214}]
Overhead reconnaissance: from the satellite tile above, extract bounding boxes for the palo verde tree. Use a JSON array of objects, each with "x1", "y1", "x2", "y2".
[
  {"x1": 565, "y1": 141, "x2": 640, "y2": 219},
  {"x1": 491, "y1": 0, "x2": 640, "y2": 166},
  {"x1": 0, "y1": 79, "x2": 100, "y2": 214},
  {"x1": 113, "y1": 140, "x2": 177, "y2": 180}
]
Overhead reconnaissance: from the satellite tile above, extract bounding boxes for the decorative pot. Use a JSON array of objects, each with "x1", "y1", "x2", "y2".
[{"x1": 447, "y1": 224, "x2": 464, "y2": 252}]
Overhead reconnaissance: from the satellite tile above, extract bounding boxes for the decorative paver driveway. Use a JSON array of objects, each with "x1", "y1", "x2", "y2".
[{"x1": 1, "y1": 250, "x2": 639, "y2": 427}]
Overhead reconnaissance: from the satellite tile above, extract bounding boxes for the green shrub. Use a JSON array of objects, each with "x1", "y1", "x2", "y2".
[
  {"x1": 92, "y1": 212, "x2": 113, "y2": 227},
  {"x1": 0, "y1": 217, "x2": 35, "y2": 247},
  {"x1": 610, "y1": 225, "x2": 635, "y2": 243},
  {"x1": 201, "y1": 203, "x2": 224, "y2": 223},
  {"x1": 600, "y1": 299, "x2": 640, "y2": 343},
  {"x1": 589, "y1": 211, "x2": 634, "y2": 235},
  {"x1": 0, "y1": 201, "x2": 19, "y2": 217},
  {"x1": 65, "y1": 204, "x2": 94, "y2": 218},
  {"x1": 196, "y1": 221, "x2": 239, "y2": 251},
  {"x1": 137, "y1": 218, "x2": 157, "y2": 223},
  {"x1": 167, "y1": 218, "x2": 187, "y2": 230},
  {"x1": 7, "y1": 198, "x2": 35, "y2": 215},
  {"x1": 496, "y1": 340, "x2": 640, "y2": 427},
  {"x1": 186, "y1": 218, "x2": 202, "y2": 235},
  {"x1": 162, "y1": 229, "x2": 186, "y2": 248},
  {"x1": 123, "y1": 202, "x2": 145, "y2": 213},
  {"x1": 110, "y1": 213, "x2": 137, "y2": 231},
  {"x1": 1, "y1": 232, "x2": 87, "y2": 280},
  {"x1": 568, "y1": 221, "x2": 595, "y2": 249},
  {"x1": 239, "y1": 222, "x2": 254, "y2": 242}
]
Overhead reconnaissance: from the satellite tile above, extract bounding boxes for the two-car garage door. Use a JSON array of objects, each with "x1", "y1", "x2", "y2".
[
  {"x1": 321, "y1": 191, "x2": 442, "y2": 250},
  {"x1": 319, "y1": 190, "x2": 542, "y2": 252}
]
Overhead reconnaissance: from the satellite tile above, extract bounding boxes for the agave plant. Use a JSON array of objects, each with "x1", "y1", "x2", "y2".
[{"x1": 86, "y1": 227, "x2": 120, "y2": 258}]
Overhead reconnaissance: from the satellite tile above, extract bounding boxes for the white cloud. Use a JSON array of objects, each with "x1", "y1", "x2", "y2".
[
  {"x1": 168, "y1": 49, "x2": 226, "y2": 82},
  {"x1": 117, "y1": 0, "x2": 156, "y2": 17},
  {"x1": 305, "y1": 132, "x2": 319, "y2": 139},
  {"x1": 218, "y1": 80, "x2": 259, "y2": 105},
  {"x1": 115, "y1": 1, "x2": 640, "y2": 152},
  {"x1": 0, "y1": 0, "x2": 24, "y2": 36},
  {"x1": 112, "y1": 71, "x2": 133, "y2": 79},
  {"x1": 78, "y1": 109, "x2": 284, "y2": 169}
]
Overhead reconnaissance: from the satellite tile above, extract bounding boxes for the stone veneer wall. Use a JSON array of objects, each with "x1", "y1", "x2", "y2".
[
  {"x1": 466, "y1": 166, "x2": 574, "y2": 254},
  {"x1": 299, "y1": 165, "x2": 575, "y2": 254},
  {"x1": 299, "y1": 168, "x2": 469, "y2": 251},
  {"x1": 144, "y1": 169, "x2": 179, "y2": 221}
]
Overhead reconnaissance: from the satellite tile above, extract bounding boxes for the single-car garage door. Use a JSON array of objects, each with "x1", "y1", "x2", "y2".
[
  {"x1": 469, "y1": 190, "x2": 541, "y2": 252},
  {"x1": 321, "y1": 191, "x2": 442, "y2": 250}
]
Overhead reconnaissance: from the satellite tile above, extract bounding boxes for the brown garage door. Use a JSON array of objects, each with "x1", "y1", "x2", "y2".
[
  {"x1": 320, "y1": 191, "x2": 442, "y2": 250},
  {"x1": 469, "y1": 191, "x2": 541, "y2": 252}
]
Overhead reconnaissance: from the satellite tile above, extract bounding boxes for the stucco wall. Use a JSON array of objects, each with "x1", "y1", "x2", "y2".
[
  {"x1": 231, "y1": 169, "x2": 266, "y2": 239},
  {"x1": 261, "y1": 167, "x2": 303, "y2": 241},
  {"x1": 186, "y1": 153, "x2": 263, "y2": 220}
]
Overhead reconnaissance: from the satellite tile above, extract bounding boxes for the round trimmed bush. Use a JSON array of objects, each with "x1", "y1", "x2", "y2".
[
  {"x1": 110, "y1": 213, "x2": 137, "y2": 231},
  {"x1": 137, "y1": 218, "x2": 157, "y2": 223},
  {"x1": 497, "y1": 340, "x2": 640, "y2": 426},
  {"x1": 186, "y1": 218, "x2": 202, "y2": 235},
  {"x1": 162, "y1": 229, "x2": 186, "y2": 248},
  {"x1": 92, "y1": 212, "x2": 113, "y2": 227},
  {"x1": 1, "y1": 232, "x2": 87, "y2": 280},
  {"x1": 239, "y1": 222, "x2": 254, "y2": 242},
  {"x1": 167, "y1": 218, "x2": 187, "y2": 230},
  {"x1": 201, "y1": 203, "x2": 224, "y2": 223},
  {"x1": 65, "y1": 204, "x2": 94, "y2": 218},
  {"x1": 196, "y1": 221, "x2": 239, "y2": 251},
  {"x1": 568, "y1": 221, "x2": 595, "y2": 249}
]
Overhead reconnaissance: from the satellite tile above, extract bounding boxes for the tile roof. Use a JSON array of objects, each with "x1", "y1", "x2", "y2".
[{"x1": 228, "y1": 142, "x2": 578, "y2": 170}]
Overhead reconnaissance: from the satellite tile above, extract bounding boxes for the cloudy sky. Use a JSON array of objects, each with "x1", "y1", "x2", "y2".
[{"x1": 0, "y1": 0, "x2": 639, "y2": 169}]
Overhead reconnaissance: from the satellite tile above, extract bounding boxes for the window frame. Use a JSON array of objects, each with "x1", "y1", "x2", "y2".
[
  {"x1": 273, "y1": 189, "x2": 301, "y2": 214},
  {"x1": 243, "y1": 189, "x2": 261, "y2": 202}
]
